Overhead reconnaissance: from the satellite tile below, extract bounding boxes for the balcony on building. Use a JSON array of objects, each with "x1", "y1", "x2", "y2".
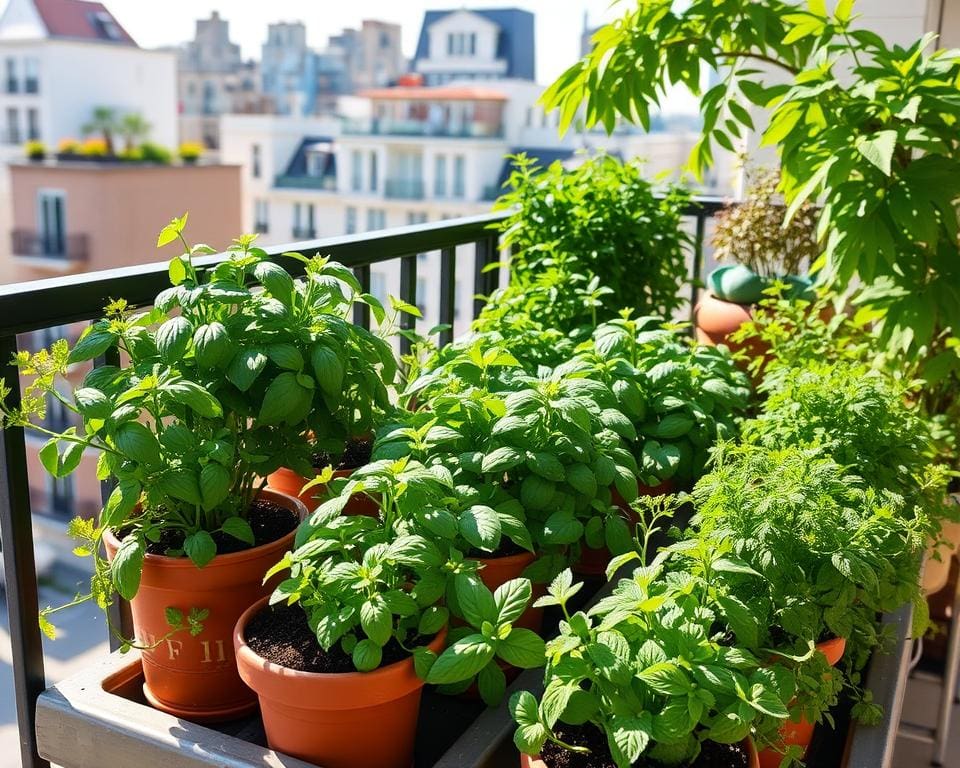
[
  {"x1": 273, "y1": 136, "x2": 337, "y2": 190},
  {"x1": 344, "y1": 86, "x2": 506, "y2": 139}
]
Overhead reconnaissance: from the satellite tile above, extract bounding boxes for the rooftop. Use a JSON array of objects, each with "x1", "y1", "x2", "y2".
[{"x1": 32, "y1": 0, "x2": 136, "y2": 45}]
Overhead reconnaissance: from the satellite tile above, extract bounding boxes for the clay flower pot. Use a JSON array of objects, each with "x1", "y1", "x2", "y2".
[
  {"x1": 473, "y1": 550, "x2": 543, "y2": 631},
  {"x1": 235, "y1": 597, "x2": 446, "y2": 768},
  {"x1": 573, "y1": 481, "x2": 672, "y2": 577},
  {"x1": 103, "y1": 488, "x2": 306, "y2": 722},
  {"x1": 267, "y1": 465, "x2": 378, "y2": 516},
  {"x1": 521, "y1": 736, "x2": 760, "y2": 767},
  {"x1": 758, "y1": 637, "x2": 846, "y2": 768}
]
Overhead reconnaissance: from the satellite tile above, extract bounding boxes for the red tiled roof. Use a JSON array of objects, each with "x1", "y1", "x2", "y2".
[
  {"x1": 33, "y1": 0, "x2": 137, "y2": 45},
  {"x1": 358, "y1": 86, "x2": 508, "y2": 101}
]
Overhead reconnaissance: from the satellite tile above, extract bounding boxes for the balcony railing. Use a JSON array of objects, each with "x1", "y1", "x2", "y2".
[
  {"x1": 0, "y1": 202, "x2": 726, "y2": 767},
  {"x1": 344, "y1": 118, "x2": 504, "y2": 139},
  {"x1": 273, "y1": 174, "x2": 336, "y2": 191},
  {"x1": 385, "y1": 178, "x2": 426, "y2": 200},
  {"x1": 11, "y1": 231, "x2": 89, "y2": 262}
]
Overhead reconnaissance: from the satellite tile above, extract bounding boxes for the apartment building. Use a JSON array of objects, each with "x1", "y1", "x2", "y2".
[{"x1": 176, "y1": 11, "x2": 269, "y2": 149}]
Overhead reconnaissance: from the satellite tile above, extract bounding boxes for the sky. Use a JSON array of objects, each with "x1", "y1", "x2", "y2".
[{"x1": 102, "y1": 0, "x2": 625, "y2": 86}]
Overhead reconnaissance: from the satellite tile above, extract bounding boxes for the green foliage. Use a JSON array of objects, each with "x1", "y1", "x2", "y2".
[
  {"x1": 511, "y1": 567, "x2": 791, "y2": 766},
  {"x1": 494, "y1": 153, "x2": 691, "y2": 321}
]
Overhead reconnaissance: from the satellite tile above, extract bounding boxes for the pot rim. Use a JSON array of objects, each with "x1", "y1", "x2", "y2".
[
  {"x1": 234, "y1": 595, "x2": 447, "y2": 683},
  {"x1": 103, "y1": 488, "x2": 306, "y2": 570},
  {"x1": 471, "y1": 549, "x2": 536, "y2": 567}
]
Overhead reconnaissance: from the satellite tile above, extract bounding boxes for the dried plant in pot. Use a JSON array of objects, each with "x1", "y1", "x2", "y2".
[
  {"x1": 696, "y1": 169, "x2": 819, "y2": 361},
  {"x1": 237, "y1": 457, "x2": 542, "y2": 767},
  {"x1": 0, "y1": 215, "x2": 371, "y2": 720},
  {"x1": 509, "y1": 567, "x2": 790, "y2": 768}
]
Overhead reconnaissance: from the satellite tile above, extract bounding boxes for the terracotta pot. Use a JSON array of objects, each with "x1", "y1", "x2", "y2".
[
  {"x1": 694, "y1": 292, "x2": 769, "y2": 365},
  {"x1": 235, "y1": 596, "x2": 446, "y2": 768},
  {"x1": 473, "y1": 550, "x2": 543, "y2": 632},
  {"x1": 758, "y1": 637, "x2": 846, "y2": 768},
  {"x1": 521, "y1": 736, "x2": 760, "y2": 768},
  {"x1": 574, "y1": 481, "x2": 672, "y2": 577},
  {"x1": 103, "y1": 488, "x2": 306, "y2": 722},
  {"x1": 267, "y1": 465, "x2": 378, "y2": 517},
  {"x1": 923, "y1": 518, "x2": 960, "y2": 596}
]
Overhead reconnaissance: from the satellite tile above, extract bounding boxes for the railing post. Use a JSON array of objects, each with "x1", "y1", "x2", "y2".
[
  {"x1": 473, "y1": 234, "x2": 500, "y2": 320},
  {"x1": 0, "y1": 334, "x2": 50, "y2": 768},
  {"x1": 688, "y1": 211, "x2": 707, "y2": 327},
  {"x1": 438, "y1": 247, "x2": 456, "y2": 349},
  {"x1": 398, "y1": 256, "x2": 417, "y2": 358},
  {"x1": 353, "y1": 265, "x2": 371, "y2": 330}
]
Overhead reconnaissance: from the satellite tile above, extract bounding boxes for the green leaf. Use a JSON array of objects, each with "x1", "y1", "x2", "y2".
[
  {"x1": 542, "y1": 510, "x2": 583, "y2": 545},
  {"x1": 481, "y1": 446, "x2": 522, "y2": 474},
  {"x1": 567, "y1": 463, "x2": 597, "y2": 497},
  {"x1": 426, "y1": 634, "x2": 495, "y2": 684},
  {"x1": 184, "y1": 530, "x2": 217, "y2": 568},
  {"x1": 155, "y1": 316, "x2": 192, "y2": 361},
  {"x1": 254, "y1": 261, "x2": 295, "y2": 306},
  {"x1": 749, "y1": 685, "x2": 790, "y2": 719},
  {"x1": 494, "y1": 578, "x2": 532, "y2": 625},
  {"x1": 717, "y1": 594, "x2": 760, "y2": 648},
  {"x1": 459, "y1": 505, "x2": 501, "y2": 551},
  {"x1": 111, "y1": 535, "x2": 145, "y2": 600},
  {"x1": 115, "y1": 422, "x2": 161, "y2": 466},
  {"x1": 164, "y1": 380, "x2": 222, "y2": 418},
  {"x1": 455, "y1": 574, "x2": 498, "y2": 628},
  {"x1": 655, "y1": 414, "x2": 694, "y2": 439},
  {"x1": 38, "y1": 439, "x2": 59, "y2": 476},
  {"x1": 311, "y1": 344, "x2": 345, "y2": 397},
  {"x1": 496, "y1": 628, "x2": 545, "y2": 668},
  {"x1": 60, "y1": 441, "x2": 84, "y2": 476},
  {"x1": 220, "y1": 516, "x2": 254, "y2": 544},
  {"x1": 413, "y1": 646, "x2": 437, "y2": 679},
  {"x1": 856, "y1": 130, "x2": 898, "y2": 176},
  {"x1": 418, "y1": 606, "x2": 449, "y2": 636},
  {"x1": 527, "y1": 451, "x2": 565, "y2": 482},
  {"x1": 267, "y1": 343, "x2": 304, "y2": 371},
  {"x1": 259, "y1": 371, "x2": 311, "y2": 425},
  {"x1": 68, "y1": 329, "x2": 115, "y2": 364},
  {"x1": 360, "y1": 595, "x2": 393, "y2": 646},
  {"x1": 609, "y1": 714, "x2": 653, "y2": 765},
  {"x1": 102, "y1": 479, "x2": 141, "y2": 528},
  {"x1": 477, "y1": 660, "x2": 507, "y2": 707},
  {"x1": 520, "y1": 474, "x2": 555, "y2": 510},
  {"x1": 160, "y1": 470, "x2": 202, "y2": 506},
  {"x1": 193, "y1": 322, "x2": 232, "y2": 368},
  {"x1": 74, "y1": 387, "x2": 113, "y2": 419},
  {"x1": 353, "y1": 638, "x2": 382, "y2": 671},
  {"x1": 227, "y1": 348, "x2": 268, "y2": 392}
]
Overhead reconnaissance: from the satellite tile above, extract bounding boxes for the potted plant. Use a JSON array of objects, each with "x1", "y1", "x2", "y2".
[
  {"x1": 266, "y1": 290, "x2": 400, "y2": 513},
  {"x1": 24, "y1": 139, "x2": 46, "y2": 161},
  {"x1": 178, "y1": 141, "x2": 204, "y2": 165},
  {"x1": 56, "y1": 137, "x2": 81, "y2": 159},
  {"x1": 79, "y1": 137, "x2": 109, "y2": 159},
  {"x1": 140, "y1": 141, "x2": 173, "y2": 165},
  {"x1": 235, "y1": 457, "x2": 542, "y2": 768},
  {"x1": 0, "y1": 215, "x2": 371, "y2": 721},
  {"x1": 695, "y1": 169, "x2": 819, "y2": 360},
  {"x1": 509, "y1": 568, "x2": 790, "y2": 767}
]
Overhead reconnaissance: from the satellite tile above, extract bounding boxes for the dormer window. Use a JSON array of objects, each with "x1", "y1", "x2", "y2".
[
  {"x1": 447, "y1": 32, "x2": 476, "y2": 56},
  {"x1": 90, "y1": 11, "x2": 122, "y2": 41}
]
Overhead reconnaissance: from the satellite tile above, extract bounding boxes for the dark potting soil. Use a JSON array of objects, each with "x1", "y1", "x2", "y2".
[
  {"x1": 312, "y1": 436, "x2": 373, "y2": 471},
  {"x1": 539, "y1": 725, "x2": 748, "y2": 768},
  {"x1": 138, "y1": 499, "x2": 299, "y2": 556},
  {"x1": 244, "y1": 601, "x2": 419, "y2": 673}
]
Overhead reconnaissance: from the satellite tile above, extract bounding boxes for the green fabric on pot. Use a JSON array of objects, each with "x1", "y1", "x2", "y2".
[{"x1": 707, "y1": 265, "x2": 815, "y2": 304}]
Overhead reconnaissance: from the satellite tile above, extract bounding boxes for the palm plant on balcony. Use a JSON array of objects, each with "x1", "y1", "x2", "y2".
[{"x1": 0, "y1": 214, "x2": 381, "y2": 721}]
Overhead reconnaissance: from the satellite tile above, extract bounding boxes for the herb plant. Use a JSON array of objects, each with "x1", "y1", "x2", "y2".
[
  {"x1": 0, "y1": 215, "x2": 379, "y2": 638},
  {"x1": 494, "y1": 153, "x2": 691, "y2": 322},
  {"x1": 510, "y1": 568, "x2": 791, "y2": 766}
]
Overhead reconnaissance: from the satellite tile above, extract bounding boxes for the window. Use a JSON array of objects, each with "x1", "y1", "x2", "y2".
[
  {"x1": 345, "y1": 206, "x2": 357, "y2": 234},
  {"x1": 254, "y1": 199, "x2": 269, "y2": 233},
  {"x1": 369, "y1": 271, "x2": 387, "y2": 306},
  {"x1": 416, "y1": 277, "x2": 427, "y2": 313},
  {"x1": 26, "y1": 108, "x2": 39, "y2": 141},
  {"x1": 24, "y1": 57, "x2": 38, "y2": 93},
  {"x1": 407, "y1": 211, "x2": 427, "y2": 225},
  {"x1": 5, "y1": 107, "x2": 18, "y2": 144},
  {"x1": 351, "y1": 150, "x2": 363, "y2": 192},
  {"x1": 293, "y1": 202, "x2": 315, "y2": 237},
  {"x1": 251, "y1": 143, "x2": 261, "y2": 178},
  {"x1": 434, "y1": 154, "x2": 447, "y2": 197},
  {"x1": 369, "y1": 151, "x2": 378, "y2": 192},
  {"x1": 446, "y1": 32, "x2": 477, "y2": 56},
  {"x1": 37, "y1": 190, "x2": 66, "y2": 258},
  {"x1": 203, "y1": 80, "x2": 216, "y2": 115},
  {"x1": 5, "y1": 57, "x2": 16, "y2": 93},
  {"x1": 366, "y1": 208, "x2": 386, "y2": 231},
  {"x1": 45, "y1": 471, "x2": 74, "y2": 519},
  {"x1": 452, "y1": 155, "x2": 466, "y2": 198},
  {"x1": 91, "y1": 11, "x2": 122, "y2": 40}
]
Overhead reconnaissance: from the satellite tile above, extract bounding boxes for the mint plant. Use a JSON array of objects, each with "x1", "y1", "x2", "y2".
[
  {"x1": 0, "y1": 215, "x2": 378, "y2": 639},
  {"x1": 510, "y1": 568, "x2": 791, "y2": 766}
]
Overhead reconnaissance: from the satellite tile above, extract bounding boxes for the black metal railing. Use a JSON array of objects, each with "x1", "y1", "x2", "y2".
[{"x1": 0, "y1": 200, "x2": 722, "y2": 767}]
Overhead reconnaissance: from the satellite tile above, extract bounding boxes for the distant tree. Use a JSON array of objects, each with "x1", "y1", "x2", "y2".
[
  {"x1": 118, "y1": 112, "x2": 151, "y2": 152},
  {"x1": 82, "y1": 107, "x2": 119, "y2": 155}
]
